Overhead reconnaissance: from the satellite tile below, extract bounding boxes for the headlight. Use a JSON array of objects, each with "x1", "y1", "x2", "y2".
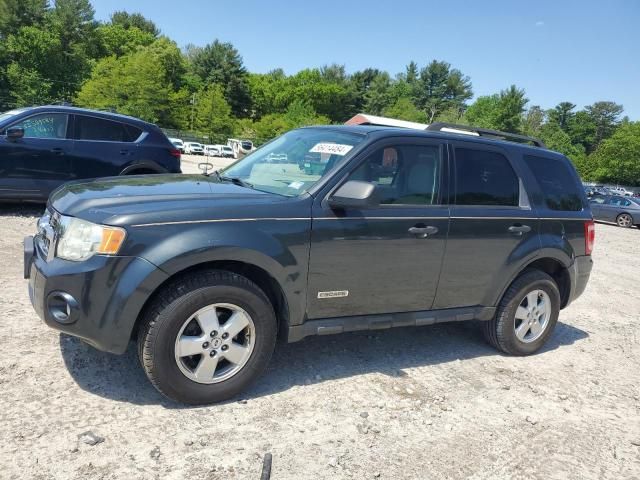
[{"x1": 56, "y1": 216, "x2": 126, "y2": 261}]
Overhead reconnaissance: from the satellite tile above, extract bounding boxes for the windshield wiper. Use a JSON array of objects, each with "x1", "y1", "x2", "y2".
[{"x1": 218, "y1": 173, "x2": 254, "y2": 189}]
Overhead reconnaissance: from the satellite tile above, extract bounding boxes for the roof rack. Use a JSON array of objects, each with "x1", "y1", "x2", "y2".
[{"x1": 426, "y1": 122, "x2": 546, "y2": 148}]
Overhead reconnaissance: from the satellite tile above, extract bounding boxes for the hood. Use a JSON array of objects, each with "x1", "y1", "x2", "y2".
[{"x1": 49, "y1": 174, "x2": 291, "y2": 226}]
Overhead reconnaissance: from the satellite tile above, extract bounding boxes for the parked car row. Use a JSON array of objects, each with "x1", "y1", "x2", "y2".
[
  {"x1": 168, "y1": 137, "x2": 255, "y2": 159},
  {"x1": 584, "y1": 184, "x2": 638, "y2": 197}
]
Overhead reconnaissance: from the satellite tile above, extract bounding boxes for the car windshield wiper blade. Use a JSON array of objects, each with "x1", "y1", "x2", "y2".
[{"x1": 219, "y1": 174, "x2": 254, "y2": 189}]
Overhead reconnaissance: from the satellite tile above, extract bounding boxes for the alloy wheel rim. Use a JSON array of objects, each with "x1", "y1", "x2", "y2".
[
  {"x1": 618, "y1": 214, "x2": 632, "y2": 227},
  {"x1": 174, "y1": 303, "x2": 256, "y2": 384},
  {"x1": 514, "y1": 289, "x2": 551, "y2": 343}
]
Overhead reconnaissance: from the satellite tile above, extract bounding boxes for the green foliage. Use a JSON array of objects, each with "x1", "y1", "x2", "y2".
[
  {"x1": 493, "y1": 85, "x2": 528, "y2": 133},
  {"x1": 96, "y1": 24, "x2": 156, "y2": 57},
  {"x1": 194, "y1": 84, "x2": 233, "y2": 140},
  {"x1": 110, "y1": 11, "x2": 159, "y2": 36},
  {"x1": 0, "y1": 0, "x2": 48, "y2": 38},
  {"x1": 585, "y1": 101, "x2": 624, "y2": 147},
  {"x1": 383, "y1": 97, "x2": 427, "y2": 123},
  {"x1": 589, "y1": 122, "x2": 640, "y2": 185},
  {"x1": 189, "y1": 40, "x2": 252, "y2": 117},
  {"x1": 75, "y1": 38, "x2": 186, "y2": 127},
  {"x1": 415, "y1": 60, "x2": 472, "y2": 122}
]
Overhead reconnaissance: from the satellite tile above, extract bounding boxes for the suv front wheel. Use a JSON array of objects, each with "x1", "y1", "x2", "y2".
[
  {"x1": 483, "y1": 270, "x2": 560, "y2": 355},
  {"x1": 137, "y1": 270, "x2": 277, "y2": 404}
]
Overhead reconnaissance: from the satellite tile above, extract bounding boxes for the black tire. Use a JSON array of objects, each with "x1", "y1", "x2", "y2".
[
  {"x1": 137, "y1": 270, "x2": 277, "y2": 405},
  {"x1": 483, "y1": 269, "x2": 560, "y2": 356}
]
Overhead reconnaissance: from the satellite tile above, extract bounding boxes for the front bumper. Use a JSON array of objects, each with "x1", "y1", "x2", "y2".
[{"x1": 25, "y1": 235, "x2": 169, "y2": 354}]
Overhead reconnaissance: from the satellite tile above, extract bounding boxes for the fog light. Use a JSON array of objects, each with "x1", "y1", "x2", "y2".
[{"x1": 46, "y1": 291, "x2": 79, "y2": 324}]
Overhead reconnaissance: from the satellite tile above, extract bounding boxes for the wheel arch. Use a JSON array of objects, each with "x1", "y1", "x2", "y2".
[
  {"x1": 120, "y1": 161, "x2": 167, "y2": 175},
  {"x1": 498, "y1": 256, "x2": 572, "y2": 310},
  {"x1": 133, "y1": 260, "x2": 291, "y2": 343}
]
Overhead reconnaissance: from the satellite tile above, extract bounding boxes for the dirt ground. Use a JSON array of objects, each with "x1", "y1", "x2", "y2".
[{"x1": 0, "y1": 187, "x2": 639, "y2": 479}]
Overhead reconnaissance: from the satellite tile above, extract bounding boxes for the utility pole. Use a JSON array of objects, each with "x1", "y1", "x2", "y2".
[{"x1": 190, "y1": 93, "x2": 196, "y2": 131}]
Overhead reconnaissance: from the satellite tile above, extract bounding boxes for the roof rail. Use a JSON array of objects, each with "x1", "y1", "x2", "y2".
[{"x1": 426, "y1": 122, "x2": 546, "y2": 148}]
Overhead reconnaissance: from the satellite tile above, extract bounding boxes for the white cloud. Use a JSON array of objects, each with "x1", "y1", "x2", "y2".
[{"x1": 535, "y1": 21, "x2": 545, "y2": 27}]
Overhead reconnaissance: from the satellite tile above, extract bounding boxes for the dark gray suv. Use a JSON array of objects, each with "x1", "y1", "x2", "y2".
[{"x1": 24, "y1": 123, "x2": 594, "y2": 404}]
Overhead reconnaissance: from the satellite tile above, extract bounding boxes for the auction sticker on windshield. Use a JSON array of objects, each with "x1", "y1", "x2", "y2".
[{"x1": 310, "y1": 143, "x2": 354, "y2": 156}]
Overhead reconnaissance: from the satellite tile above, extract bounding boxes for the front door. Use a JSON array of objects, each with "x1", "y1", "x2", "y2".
[
  {"x1": 307, "y1": 139, "x2": 450, "y2": 319},
  {"x1": 0, "y1": 112, "x2": 73, "y2": 199},
  {"x1": 434, "y1": 142, "x2": 539, "y2": 309}
]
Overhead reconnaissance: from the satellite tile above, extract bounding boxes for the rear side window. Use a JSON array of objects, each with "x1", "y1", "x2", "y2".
[
  {"x1": 523, "y1": 155, "x2": 583, "y2": 211},
  {"x1": 75, "y1": 115, "x2": 142, "y2": 142},
  {"x1": 454, "y1": 148, "x2": 519, "y2": 206}
]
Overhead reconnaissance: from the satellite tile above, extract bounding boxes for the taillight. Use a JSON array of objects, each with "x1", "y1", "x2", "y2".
[
  {"x1": 169, "y1": 148, "x2": 181, "y2": 160},
  {"x1": 584, "y1": 220, "x2": 595, "y2": 255}
]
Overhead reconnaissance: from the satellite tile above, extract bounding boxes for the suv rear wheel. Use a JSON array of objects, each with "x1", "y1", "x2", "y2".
[
  {"x1": 137, "y1": 270, "x2": 277, "y2": 404},
  {"x1": 483, "y1": 269, "x2": 560, "y2": 355}
]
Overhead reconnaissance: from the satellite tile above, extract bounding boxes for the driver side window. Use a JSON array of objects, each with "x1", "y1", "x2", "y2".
[
  {"x1": 11, "y1": 113, "x2": 68, "y2": 139},
  {"x1": 347, "y1": 144, "x2": 442, "y2": 205}
]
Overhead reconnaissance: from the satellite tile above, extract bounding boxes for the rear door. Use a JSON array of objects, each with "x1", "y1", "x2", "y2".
[
  {"x1": 71, "y1": 114, "x2": 142, "y2": 179},
  {"x1": 0, "y1": 112, "x2": 74, "y2": 199},
  {"x1": 434, "y1": 142, "x2": 538, "y2": 309},
  {"x1": 307, "y1": 137, "x2": 450, "y2": 319}
]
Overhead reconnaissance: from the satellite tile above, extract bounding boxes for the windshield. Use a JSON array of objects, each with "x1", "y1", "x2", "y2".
[
  {"x1": 0, "y1": 109, "x2": 28, "y2": 123},
  {"x1": 222, "y1": 128, "x2": 364, "y2": 197}
]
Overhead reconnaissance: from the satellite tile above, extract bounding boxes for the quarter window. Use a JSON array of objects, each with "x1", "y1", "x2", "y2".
[
  {"x1": 347, "y1": 144, "x2": 441, "y2": 205},
  {"x1": 454, "y1": 148, "x2": 519, "y2": 206},
  {"x1": 75, "y1": 116, "x2": 142, "y2": 142},
  {"x1": 523, "y1": 155, "x2": 583, "y2": 211},
  {"x1": 11, "y1": 113, "x2": 68, "y2": 139}
]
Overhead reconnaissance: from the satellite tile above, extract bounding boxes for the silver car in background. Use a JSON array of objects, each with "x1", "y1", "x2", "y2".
[{"x1": 590, "y1": 195, "x2": 640, "y2": 228}]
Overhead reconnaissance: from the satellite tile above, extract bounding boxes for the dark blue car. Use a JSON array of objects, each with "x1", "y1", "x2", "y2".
[{"x1": 0, "y1": 106, "x2": 181, "y2": 202}]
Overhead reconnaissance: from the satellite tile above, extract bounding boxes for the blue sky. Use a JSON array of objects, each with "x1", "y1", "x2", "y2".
[{"x1": 93, "y1": 0, "x2": 640, "y2": 119}]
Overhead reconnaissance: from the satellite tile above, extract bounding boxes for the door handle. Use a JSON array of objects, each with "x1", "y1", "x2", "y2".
[
  {"x1": 51, "y1": 148, "x2": 64, "y2": 156},
  {"x1": 508, "y1": 224, "x2": 531, "y2": 235},
  {"x1": 408, "y1": 225, "x2": 439, "y2": 238},
  {"x1": 120, "y1": 149, "x2": 129, "y2": 155}
]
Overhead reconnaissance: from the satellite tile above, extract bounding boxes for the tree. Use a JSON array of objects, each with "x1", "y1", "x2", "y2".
[
  {"x1": 4, "y1": 26, "x2": 63, "y2": 106},
  {"x1": 547, "y1": 102, "x2": 576, "y2": 131},
  {"x1": 415, "y1": 60, "x2": 472, "y2": 122},
  {"x1": 47, "y1": 0, "x2": 99, "y2": 99},
  {"x1": 589, "y1": 122, "x2": 640, "y2": 185},
  {"x1": 75, "y1": 38, "x2": 187, "y2": 127},
  {"x1": 189, "y1": 40, "x2": 252, "y2": 117},
  {"x1": 567, "y1": 110, "x2": 597, "y2": 153},
  {"x1": 522, "y1": 105, "x2": 545, "y2": 137},
  {"x1": 492, "y1": 85, "x2": 528, "y2": 133},
  {"x1": 585, "y1": 101, "x2": 624, "y2": 147},
  {"x1": 348, "y1": 68, "x2": 384, "y2": 114},
  {"x1": 0, "y1": 0, "x2": 47, "y2": 38},
  {"x1": 110, "y1": 11, "x2": 159, "y2": 36},
  {"x1": 194, "y1": 84, "x2": 233, "y2": 141},
  {"x1": 383, "y1": 97, "x2": 427, "y2": 123},
  {"x1": 96, "y1": 24, "x2": 156, "y2": 57},
  {"x1": 363, "y1": 72, "x2": 392, "y2": 115},
  {"x1": 463, "y1": 95, "x2": 500, "y2": 129}
]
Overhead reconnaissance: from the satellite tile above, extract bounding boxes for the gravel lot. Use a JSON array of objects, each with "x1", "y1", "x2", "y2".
[{"x1": 0, "y1": 170, "x2": 639, "y2": 479}]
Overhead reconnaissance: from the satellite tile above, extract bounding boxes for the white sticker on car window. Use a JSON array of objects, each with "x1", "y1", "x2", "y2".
[
  {"x1": 310, "y1": 143, "x2": 354, "y2": 156},
  {"x1": 288, "y1": 181, "x2": 304, "y2": 189}
]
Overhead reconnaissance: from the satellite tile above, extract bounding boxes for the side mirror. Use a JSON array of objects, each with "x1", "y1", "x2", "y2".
[
  {"x1": 6, "y1": 127, "x2": 24, "y2": 140},
  {"x1": 328, "y1": 180, "x2": 378, "y2": 209}
]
